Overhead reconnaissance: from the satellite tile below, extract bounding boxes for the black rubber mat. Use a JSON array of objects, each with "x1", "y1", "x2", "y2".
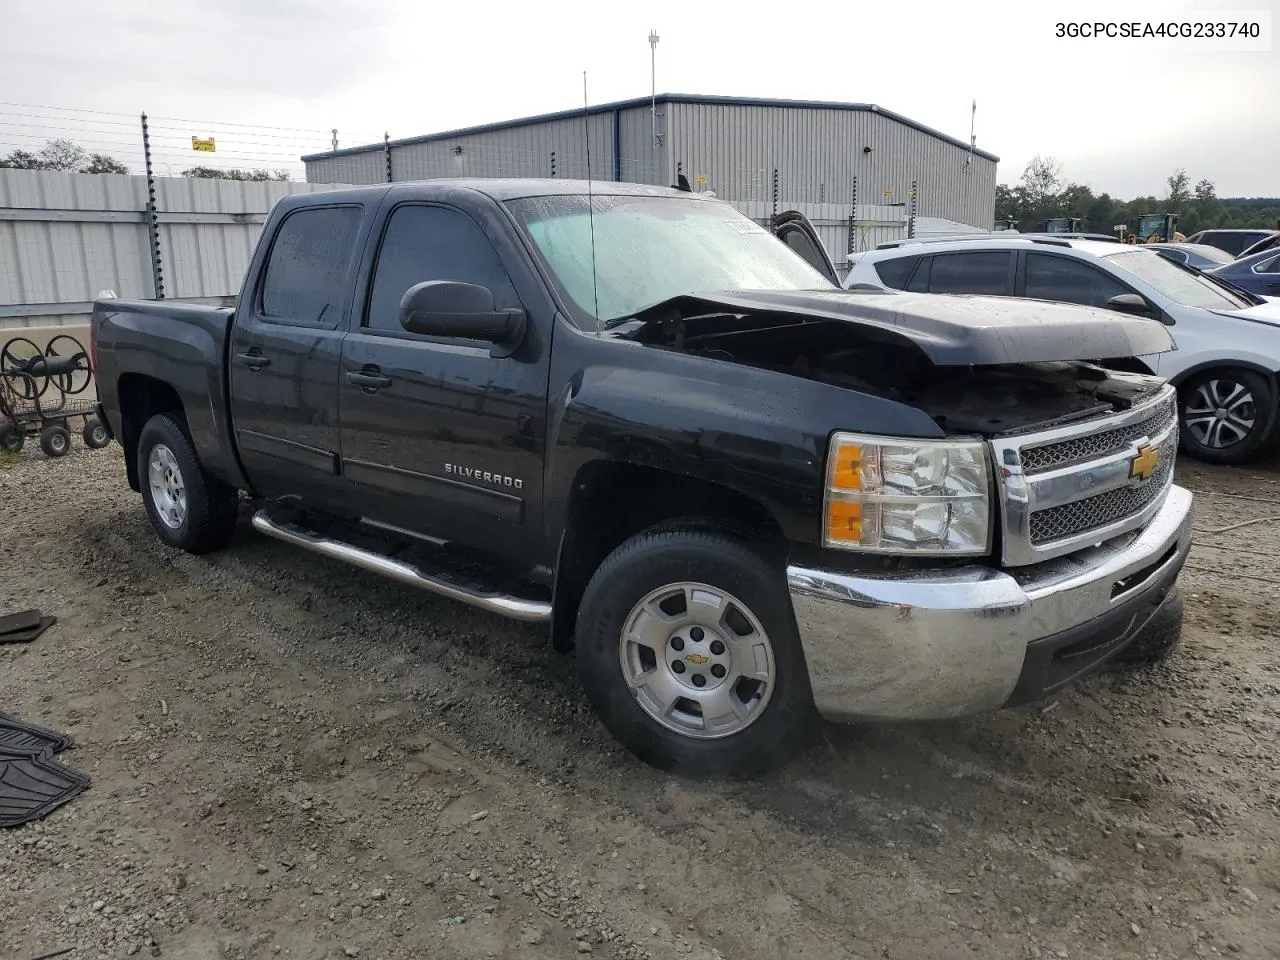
[
  {"x1": 0, "y1": 749, "x2": 89, "y2": 828},
  {"x1": 0, "y1": 610, "x2": 41, "y2": 635},
  {"x1": 0, "y1": 713, "x2": 74, "y2": 759},
  {"x1": 0, "y1": 615, "x2": 56, "y2": 645}
]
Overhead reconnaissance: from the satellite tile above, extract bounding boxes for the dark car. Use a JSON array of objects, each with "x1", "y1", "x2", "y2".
[
  {"x1": 1146, "y1": 242, "x2": 1234, "y2": 271},
  {"x1": 1183, "y1": 229, "x2": 1280, "y2": 257},
  {"x1": 1204, "y1": 248, "x2": 1280, "y2": 297}
]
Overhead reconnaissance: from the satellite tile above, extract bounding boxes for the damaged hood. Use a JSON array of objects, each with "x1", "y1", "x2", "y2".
[{"x1": 635, "y1": 289, "x2": 1175, "y2": 365}]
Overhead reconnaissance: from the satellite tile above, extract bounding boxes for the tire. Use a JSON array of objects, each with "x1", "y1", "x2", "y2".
[
  {"x1": 0, "y1": 423, "x2": 23, "y2": 454},
  {"x1": 39, "y1": 423, "x2": 70, "y2": 458},
  {"x1": 1178, "y1": 368, "x2": 1278, "y2": 464},
  {"x1": 82, "y1": 418, "x2": 111, "y2": 450},
  {"x1": 575, "y1": 526, "x2": 817, "y2": 778},
  {"x1": 137, "y1": 412, "x2": 239, "y2": 554},
  {"x1": 1113, "y1": 588, "x2": 1184, "y2": 668}
]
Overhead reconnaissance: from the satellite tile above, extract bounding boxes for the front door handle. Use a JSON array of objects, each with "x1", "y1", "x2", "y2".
[
  {"x1": 236, "y1": 351, "x2": 270, "y2": 370},
  {"x1": 347, "y1": 370, "x2": 392, "y2": 390}
]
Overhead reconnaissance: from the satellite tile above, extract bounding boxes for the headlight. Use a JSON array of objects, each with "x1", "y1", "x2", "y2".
[{"x1": 823, "y1": 432, "x2": 992, "y2": 555}]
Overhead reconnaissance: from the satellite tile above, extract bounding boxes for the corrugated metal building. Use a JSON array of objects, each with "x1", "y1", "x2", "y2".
[{"x1": 303, "y1": 94, "x2": 999, "y2": 264}]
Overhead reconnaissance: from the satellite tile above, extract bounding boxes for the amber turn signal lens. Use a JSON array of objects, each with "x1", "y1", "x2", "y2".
[
  {"x1": 826, "y1": 499, "x2": 862, "y2": 543},
  {"x1": 831, "y1": 443, "x2": 863, "y2": 490}
]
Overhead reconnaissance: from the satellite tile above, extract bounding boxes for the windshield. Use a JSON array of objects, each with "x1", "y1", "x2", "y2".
[
  {"x1": 1102, "y1": 248, "x2": 1251, "y2": 310},
  {"x1": 505, "y1": 194, "x2": 834, "y2": 327}
]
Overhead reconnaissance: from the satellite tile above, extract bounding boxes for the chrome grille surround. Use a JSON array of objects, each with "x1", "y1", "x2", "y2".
[{"x1": 990, "y1": 386, "x2": 1179, "y2": 566}]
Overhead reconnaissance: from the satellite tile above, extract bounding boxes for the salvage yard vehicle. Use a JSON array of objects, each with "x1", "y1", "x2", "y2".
[
  {"x1": 844, "y1": 236, "x2": 1280, "y2": 464},
  {"x1": 90, "y1": 180, "x2": 1191, "y2": 777}
]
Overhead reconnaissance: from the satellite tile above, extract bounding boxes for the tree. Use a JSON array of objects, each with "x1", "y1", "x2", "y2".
[
  {"x1": 82, "y1": 153, "x2": 130, "y2": 175},
  {"x1": 34, "y1": 138, "x2": 89, "y2": 171},
  {"x1": 0, "y1": 138, "x2": 129, "y2": 174},
  {"x1": 182, "y1": 166, "x2": 290, "y2": 182},
  {"x1": 1020, "y1": 155, "x2": 1064, "y2": 209},
  {"x1": 1166, "y1": 168, "x2": 1191, "y2": 205}
]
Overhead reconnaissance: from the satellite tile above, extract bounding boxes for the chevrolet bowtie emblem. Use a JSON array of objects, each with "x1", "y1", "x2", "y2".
[{"x1": 1130, "y1": 444, "x2": 1159, "y2": 483}]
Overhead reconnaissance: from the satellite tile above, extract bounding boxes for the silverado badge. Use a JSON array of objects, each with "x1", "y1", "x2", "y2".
[
  {"x1": 685, "y1": 653, "x2": 710, "y2": 665},
  {"x1": 1129, "y1": 444, "x2": 1159, "y2": 483}
]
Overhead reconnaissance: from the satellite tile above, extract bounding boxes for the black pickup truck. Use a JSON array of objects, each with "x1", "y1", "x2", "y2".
[{"x1": 90, "y1": 180, "x2": 1192, "y2": 776}]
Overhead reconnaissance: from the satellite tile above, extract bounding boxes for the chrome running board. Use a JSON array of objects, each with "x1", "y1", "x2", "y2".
[{"x1": 251, "y1": 510, "x2": 552, "y2": 623}]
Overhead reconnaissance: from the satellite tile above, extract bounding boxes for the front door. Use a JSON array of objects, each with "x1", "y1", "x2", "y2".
[
  {"x1": 228, "y1": 203, "x2": 366, "y2": 509},
  {"x1": 770, "y1": 211, "x2": 840, "y2": 285},
  {"x1": 337, "y1": 201, "x2": 549, "y2": 562}
]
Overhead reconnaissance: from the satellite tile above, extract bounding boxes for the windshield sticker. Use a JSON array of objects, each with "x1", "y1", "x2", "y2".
[{"x1": 725, "y1": 219, "x2": 768, "y2": 235}]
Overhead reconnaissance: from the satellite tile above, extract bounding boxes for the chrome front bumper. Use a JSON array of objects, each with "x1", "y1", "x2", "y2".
[{"x1": 786, "y1": 484, "x2": 1193, "y2": 721}]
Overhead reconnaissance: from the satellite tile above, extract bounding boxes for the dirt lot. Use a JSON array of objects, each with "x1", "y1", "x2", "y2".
[{"x1": 2, "y1": 446, "x2": 1278, "y2": 960}]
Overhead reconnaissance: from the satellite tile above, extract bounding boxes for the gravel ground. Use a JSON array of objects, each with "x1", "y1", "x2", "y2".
[{"x1": 1, "y1": 444, "x2": 1278, "y2": 960}]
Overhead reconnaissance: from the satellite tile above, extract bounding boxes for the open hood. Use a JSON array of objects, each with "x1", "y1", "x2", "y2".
[{"x1": 630, "y1": 288, "x2": 1176, "y2": 366}]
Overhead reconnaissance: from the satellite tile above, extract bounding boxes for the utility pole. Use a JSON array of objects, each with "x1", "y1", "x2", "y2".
[
  {"x1": 331, "y1": 128, "x2": 338, "y2": 152},
  {"x1": 649, "y1": 30, "x2": 660, "y2": 150}
]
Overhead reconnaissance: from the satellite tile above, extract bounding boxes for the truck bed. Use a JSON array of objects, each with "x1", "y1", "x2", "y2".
[{"x1": 90, "y1": 298, "x2": 246, "y2": 492}]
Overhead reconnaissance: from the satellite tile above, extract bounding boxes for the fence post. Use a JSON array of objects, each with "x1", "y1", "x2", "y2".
[
  {"x1": 140, "y1": 112, "x2": 165, "y2": 301},
  {"x1": 771, "y1": 168, "x2": 779, "y2": 220},
  {"x1": 384, "y1": 133, "x2": 392, "y2": 183},
  {"x1": 908, "y1": 179, "x2": 918, "y2": 239},
  {"x1": 848, "y1": 176, "x2": 858, "y2": 255},
  {"x1": 550, "y1": 152, "x2": 556, "y2": 177}
]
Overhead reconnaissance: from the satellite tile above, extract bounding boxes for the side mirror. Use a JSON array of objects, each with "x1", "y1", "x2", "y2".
[
  {"x1": 399, "y1": 281, "x2": 526, "y2": 357},
  {"x1": 1105, "y1": 293, "x2": 1156, "y2": 319}
]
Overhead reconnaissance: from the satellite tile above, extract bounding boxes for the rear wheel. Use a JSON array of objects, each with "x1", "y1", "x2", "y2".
[
  {"x1": 137, "y1": 412, "x2": 239, "y2": 554},
  {"x1": 82, "y1": 418, "x2": 110, "y2": 449},
  {"x1": 1178, "y1": 368, "x2": 1277, "y2": 464},
  {"x1": 575, "y1": 526, "x2": 817, "y2": 778}
]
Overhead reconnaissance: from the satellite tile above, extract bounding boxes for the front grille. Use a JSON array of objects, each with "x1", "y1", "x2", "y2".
[
  {"x1": 1029, "y1": 442, "x2": 1175, "y2": 545},
  {"x1": 1020, "y1": 397, "x2": 1176, "y2": 474}
]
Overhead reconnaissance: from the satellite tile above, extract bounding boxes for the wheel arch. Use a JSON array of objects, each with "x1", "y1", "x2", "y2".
[
  {"x1": 549, "y1": 460, "x2": 786, "y2": 652},
  {"x1": 116, "y1": 373, "x2": 185, "y2": 491},
  {"x1": 1167, "y1": 358, "x2": 1280, "y2": 390}
]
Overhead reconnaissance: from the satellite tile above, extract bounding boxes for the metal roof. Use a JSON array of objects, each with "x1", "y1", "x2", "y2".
[{"x1": 302, "y1": 94, "x2": 1000, "y2": 164}]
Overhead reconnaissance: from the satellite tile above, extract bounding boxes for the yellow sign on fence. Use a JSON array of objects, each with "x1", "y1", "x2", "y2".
[{"x1": 191, "y1": 137, "x2": 216, "y2": 153}]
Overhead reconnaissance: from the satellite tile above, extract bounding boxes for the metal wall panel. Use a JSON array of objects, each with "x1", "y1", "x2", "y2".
[
  {"x1": 0, "y1": 169, "x2": 354, "y2": 330},
  {"x1": 666, "y1": 102, "x2": 996, "y2": 229},
  {"x1": 390, "y1": 113, "x2": 616, "y2": 184}
]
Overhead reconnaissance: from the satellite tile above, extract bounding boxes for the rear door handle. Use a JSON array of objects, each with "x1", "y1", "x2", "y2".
[
  {"x1": 236, "y1": 351, "x2": 270, "y2": 370},
  {"x1": 347, "y1": 370, "x2": 392, "y2": 390}
]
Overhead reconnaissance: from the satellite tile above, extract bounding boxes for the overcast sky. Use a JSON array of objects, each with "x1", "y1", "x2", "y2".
[{"x1": 2, "y1": 0, "x2": 1276, "y2": 196}]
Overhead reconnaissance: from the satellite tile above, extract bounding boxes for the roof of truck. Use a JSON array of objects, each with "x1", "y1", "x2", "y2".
[{"x1": 294, "y1": 179, "x2": 705, "y2": 204}]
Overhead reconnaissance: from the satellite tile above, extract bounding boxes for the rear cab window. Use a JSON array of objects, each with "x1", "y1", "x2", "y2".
[{"x1": 260, "y1": 205, "x2": 363, "y2": 326}]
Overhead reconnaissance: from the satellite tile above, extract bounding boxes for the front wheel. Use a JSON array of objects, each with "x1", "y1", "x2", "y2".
[
  {"x1": 1178, "y1": 368, "x2": 1278, "y2": 464},
  {"x1": 137, "y1": 412, "x2": 239, "y2": 554},
  {"x1": 575, "y1": 527, "x2": 817, "y2": 778}
]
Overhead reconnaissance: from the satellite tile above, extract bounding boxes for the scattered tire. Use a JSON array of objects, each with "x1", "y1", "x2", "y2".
[
  {"x1": 82, "y1": 418, "x2": 111, "y2": 450},
  {"x1": 1178, "y1": 368, "x2": 1278, "y2": 464},
  {"x1": 0, "y1": 423, "x2": 23, "y2": 454},
  {"x1": 39, "y1": 423, "x2": 70, "y2": 458},
  {"x1": 575, "y1": 526, "x2": 817, "y2": 778},
  {"x1": 1113, "y1": 587, "x2": 1184, "y2": 668},
  {"x1": 137, "y1": 412, "x2": 239, "y2": 554}
]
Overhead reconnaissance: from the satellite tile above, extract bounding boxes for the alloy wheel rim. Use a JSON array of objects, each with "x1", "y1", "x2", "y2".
[{"x1": 618, "y1": 581, "x2": 776, "y2": 739}]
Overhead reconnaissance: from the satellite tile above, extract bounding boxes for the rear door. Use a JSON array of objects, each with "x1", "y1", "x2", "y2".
[
  {"x1": 228, "y1": 202, "x2": 366, "y2": 509},
  {"x1": 918, "y1": 250, "x2": 1015, "y2": 296},
  {"x1": 337, "y1": 199, "x2": 551, "y2": 561},
  {"x1": 770, "y1": 211, "x2": 840, "y2": 285}
]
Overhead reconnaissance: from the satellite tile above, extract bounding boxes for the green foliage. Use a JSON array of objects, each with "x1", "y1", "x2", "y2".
[
  {"x1": 181, "y1": 166, "x2": 290, "y2": 182},
  {"x1": 0, "y1": 138, "x2": 130, "y2": 174},
  {"x1": 997, "y1": 157, "x2": 1279, "y2": 235}
]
